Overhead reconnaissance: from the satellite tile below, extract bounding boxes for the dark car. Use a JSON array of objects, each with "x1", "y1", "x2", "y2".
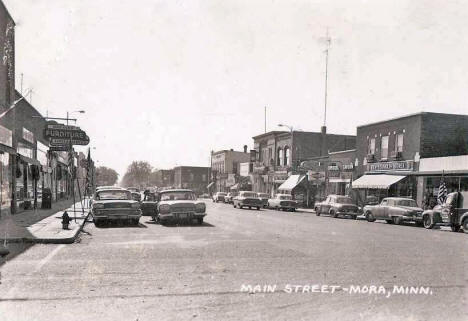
[
  {"x1": 314, "y1": 194, "x2": 359, "y2": 219},
  {"x1": 91, "y1": 189, "x2": 141, "y2": 226},
  {"x1": 156, "y1": 189, "x2": 206, "y2": 225},
  {"x1": 212, "y1": 192, "x2": 227, "y2": 203},
  {"x1": 363, "y1": 197, "x2": 423, "y2": 224},
  {"x1": 140, "y1": 191, "x2": 159, "y2": 216},
  {"x1": 257, "y1": 193, "x2": 269, "y2": 208},
  {"x1": 422, "y1": 191, "x2": 468, "y2": 233}
]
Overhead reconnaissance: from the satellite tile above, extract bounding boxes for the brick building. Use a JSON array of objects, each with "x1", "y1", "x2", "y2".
[
  {"x1": 352, "y1": 112, "x2": 468, "y2": 206},
  {"x1": 173, "y1": 166, "x2": 210, "y2": 195},
  {"x1": 210, "y1": 147, "x2": 251, "y2": 193}
]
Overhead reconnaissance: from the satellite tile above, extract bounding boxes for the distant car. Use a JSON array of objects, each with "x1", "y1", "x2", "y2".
[
  {"x1": 140, "y1": 191, "x2": 159, "y2": 216},
  {"x1": 199, "y1": 193, "x2": 211, "y2": 199},
  {"x1": 363, "y1": 197, "x2": 423, "y2": 224},
  {"x1": 257, "y1": 193, "x2": 269, "y2": 208},
  {"x1": 267, "y1": 194, "x2": 298, "y2": 211},
  {"x1": 314, "y1": 195, "x2": 359, "y2": 219},
  {"x1": 156, "y1": 189, "x2": 206, "y2": 225},
  {"x1": 224, "y1": 192, "x2": 237, "y2": 204},
  {"x1": 233, "y1": 191, "x2": 262, "y2": 210},
  {"x1": 91, "y1": 188, "x2": 141, "y2": 227},
  {"x1": 212, "y1": 192, "x2": 227, "y2": 203},
  {"x1": 422, "y1": 191, "x2": 468, "y2": 233}
]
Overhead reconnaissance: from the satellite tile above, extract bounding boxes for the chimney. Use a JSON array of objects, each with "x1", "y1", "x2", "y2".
[
  {"x1": 243, "y1": 145, "x2": 247, "y2": 153},
  {"x1": 230, "y1": 148, "x2": 234, "y2": 151},
  {"x1": 321, "y1": 126, "x2": 327, "y2": 156}
]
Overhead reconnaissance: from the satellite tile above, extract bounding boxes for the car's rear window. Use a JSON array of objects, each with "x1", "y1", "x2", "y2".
[
  {"x1": 97, "y1": 190, "x2": 131, "y2": 200},
  {"x1": 279, "y1": 195, "x2": 292, "y2": 200},
  {"x1": 218, "y1": 193, "x2": 227, "y2": 196},
  {"x1": 242, "y1": 192, "x2": 257, "y2": 198},
  {"x1": 258, "y1": 193, "x2": 269, "y2": 198},
  {"x1": 396, "y1": 199, "x2": 417, "y2": 207},
  {"x1": 161, "y1": 191, "x2": 196, "y2": 201},
  {"x1": 336, "y1": 197, "x2": 353, "y2": 204}
]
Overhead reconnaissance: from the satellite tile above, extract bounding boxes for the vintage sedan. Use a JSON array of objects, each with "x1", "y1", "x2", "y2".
[
  {"x1": 314, "y1": 194, "x2": 359, "y2": 219},
  {"x1": 212, "y1": 192, "x2": 227, "y2": 203},
  {"x1": 155, "y1": 189, "x2": 206, "y2": 225},
  {"x1": 140, "y1": 191, "x2": 159, "y2": 216},
  {"x1": 363, "y1": 197, "x2": 423, "y2": 224},
  {"x1": 91, "y1": 188, "x2": 142, "y2": 227},
  {"x1": 257, "y1": 193, "x2": 270, "y2": 208},
  {"x1": 267, "y1": 194, "x2": 298, "y2": 211},
  {"x1": 233, "y1": 191, "x2": 262, "y2": 210},
  {"x1": 224, "y1": 192, "x2": 237, "y2": 204},
  {"x1": 422, "y1": 191, "x2": 468, "y2": 233}
]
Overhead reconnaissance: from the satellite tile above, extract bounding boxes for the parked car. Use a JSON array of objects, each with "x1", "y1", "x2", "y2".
[
  {"x1": 257, "y1": 193, "x2": 269, "y2": 208},
  {"x1": 224, "y1": 192, "x2": 237, "y2": 204},
  {"x1": 422, "y1": 191, "x2": 468, "y2": 233},
  {"x1": 233, "y1": 191, "x2": 262, "y2": 210},
  {"x1": 156, "y1": 189, "x2": 206, "y2": 225},
  {"x1": 268, "y1": 194, "x2": 298, "y2": 211},
  {"x1": 363, "y1": 197, "x2": 423, "y2": 224},
  {"x1": 212, "y1": 192, "x2": 227, "y2": 203},
  {"x1": 314, "y1": 195, "x2": 359, "y2": 219},
  {"x1": 199, "y1": 193, "x2": 211, "y2": 199},
  {"x1": 131, "y1": 192, "x2": 142, "y2": 202},
  {"x1": 140, "y1": 191, "x2": 159, "y2": 216},
  {"x1": 91, "y1": 188, "x2": 142, "y2": 227}
]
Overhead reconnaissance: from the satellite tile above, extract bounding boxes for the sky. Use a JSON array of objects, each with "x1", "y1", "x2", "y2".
[{"x1": 4, "y1": 0, "x2": 468, "y2": 178}]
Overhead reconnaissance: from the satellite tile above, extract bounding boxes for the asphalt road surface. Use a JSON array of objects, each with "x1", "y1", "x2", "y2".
[{"x1": 0, "y1": 201, "x2": 467, "y2": 321}]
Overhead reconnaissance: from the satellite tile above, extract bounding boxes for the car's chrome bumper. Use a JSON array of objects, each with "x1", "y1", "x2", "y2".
[
  {"x1": 400, "y1": 215, "x2": 423, "y2": 222},
  {"x1": 93, "y1": 209, "x2": 141, "y2": 220},
  {"x1": 159, "y1": 212, "x2": 206, "y2": 220}
]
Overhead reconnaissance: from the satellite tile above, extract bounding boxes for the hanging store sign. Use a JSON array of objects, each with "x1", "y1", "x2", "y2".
[
  {"x1": 50, "y1": 137, "x2": 90, "y2": 146},
  {"x1": 368, "y1": 160, "x2": 414, "y2": 172},
  {"x1": 44, "y1": 123, "x2": 89, "y2": 146}
]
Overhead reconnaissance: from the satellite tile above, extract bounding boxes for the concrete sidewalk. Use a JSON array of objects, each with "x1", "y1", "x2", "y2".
[{"x1": 0, "y1": 199, "x2": 91, "y2": 244}]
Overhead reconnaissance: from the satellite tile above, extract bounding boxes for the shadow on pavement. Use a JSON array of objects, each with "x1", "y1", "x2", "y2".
[
  {"x1": 160, "y1": 222, "x2": 216, "y2": 228},
  {"x1": 0, "y1": 242, "x2": 34, "y2": 267},
  {"x1": 93, "y1": 222, "x2": 148, "y2": 229}
]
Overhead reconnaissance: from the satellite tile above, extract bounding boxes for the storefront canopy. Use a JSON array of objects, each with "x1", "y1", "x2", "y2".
[
  {"x1": 207, "y1": 182, "x2": 215, "y2": 189},
  {"x1": 278, "y1": 175, "x2": 306, "y2": 192},
  {"x1": 230, "y1": 183, "x2": 239, "y2": 190},
  {"x1": 352, "y1": 174, "x2": 405, "y2": 189}
]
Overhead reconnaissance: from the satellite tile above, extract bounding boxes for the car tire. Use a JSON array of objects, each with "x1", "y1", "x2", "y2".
[
  {"x1": 451, "y1": 224, "x2": 461, "y2": 232},
  {"x1": 393, "y1": 216, "x2": 402, "y2": 225},
  {"x1": 352, "y1": 215, "x2": 357, "y2": 220},
  {"x1": 366, "y1": 211, "x2": 376, "y2": 222},
  {"x1": 292, "y1": 208, "x2": 296, "y2": 212},
  {"x1": 315, "y1": 208, "x2": 320, "y2": 216},
  {"x1": 233, "y1": 204, "x2": 236, "y2": 208},
  {"x1": 197, "y1": 218, "x2": 203, "y2": 225},
  {"x1": 385, "y1": 219, "x2": 393, "y2": 224},
  {"x1": 462, "y1": 219, "x2": 468, "y2": 234},
  {"x1": 248, "y1": 206, "x2": 251, "y2": 209},
  {"x1": 331, "y1": 210, "x2": 337, "y2": 218},
  {"x1": 423, "y1": 215, "x2": 434, "y2": 229},
  {"x1": 239, "y1": 205, "x2": 243, "y2": 209},
  {"x1": 256, "y1": 207, "x2": 260, "y2": 210}
]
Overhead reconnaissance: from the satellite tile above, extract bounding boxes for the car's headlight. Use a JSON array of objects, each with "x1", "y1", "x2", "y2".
[
  {"x1": 196, "y1": 203, "x2": 206, "y2": 213},
  {"x1": 93, "y1": 203, "x2": 104, "y2": 209},
  {"x1": 131, "y1": 203, "x2": 140, "y2": 209},
  {"x1": 159, "y1": 204, "x2": 170, "y2": 214}
]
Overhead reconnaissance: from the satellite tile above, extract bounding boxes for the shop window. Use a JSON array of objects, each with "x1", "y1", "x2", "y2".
[
  {"x1": 277, "y1": 148, "x2": 283, "y2": 166},
  {"x1": 0, "y1": 153, "x2": 11, "y2": 210},
  {"x1": 381, "y1": 136, "x2": 389, "y2": 160},
  {"x1": 368, "y1": 138, "x2": 375, "y2": 155},
  {"x1": 284, "y1": 147, "x2": 290, "y2": 166},
  {"x1": 396, "y1": 133, "x2": 404, "y2": 152}
]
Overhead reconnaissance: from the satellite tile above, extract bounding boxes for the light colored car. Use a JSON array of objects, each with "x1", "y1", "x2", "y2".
[
  {"x1": 257, "y1": 193, "x2": 269, "y2": 208},
  {"x1": 91, "y1": 189, "x2": 142, "y2": 227},
  {"x1": 213, "y1": 192, "x2": 227, "y2": 203},
  {"x1": 224, "y1": 192, "x2": 237, "y2": 204},
  {"x1": 233, "y1": 191, "x2": 262, "y2": 210},
  {"x1": 156, "y1": 189, "x2": 206, "y2": 225},
  {"x1": 314, "y1": 194, "x2": 359, "y2": 219},
  {"x1": 363, "y1": 197, "x2": 423, "y2": 225},
  {"x1": 267, "y1": 194, "x2": 298, "y2": 211}
]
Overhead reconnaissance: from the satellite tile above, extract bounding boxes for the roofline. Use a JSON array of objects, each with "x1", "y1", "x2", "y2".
[
  {"x1": 328, "y1": 149, "x2": 356, "y2": 155},
  {"x1": 0, "y1": 1, "x2": 16, "y2": 26},
  {"x1": 212, "y1": 149, "x2": 249, "y2": 155},
  {"x1": 252, "y1": 131, "x2": 287, "y2": 140},
  {"x1": 357, "y1": 111, "x2": 468, "y2": 129}
]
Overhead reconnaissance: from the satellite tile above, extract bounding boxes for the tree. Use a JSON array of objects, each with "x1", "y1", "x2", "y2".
[
  {"x1": 95, "y1": 166, "x2": 119, "y2": 186},
  {"x1": 121, "y1": 161, "x2": 153, "y2": 188}
]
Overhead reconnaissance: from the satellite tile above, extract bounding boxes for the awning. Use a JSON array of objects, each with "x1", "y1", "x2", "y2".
[
  {"x1": 278, "y1": 175, "x2": 306, "y2": 191},
  {"x1": 18, "y1": 154, "x2": 41, "y2": 166},
  {"x1": 0, "y1": 143, "x2": 15, "y2": 154},
  {"x1": 230, "y1": 183, "x2": 239, "y2": 190},
  {"x1": 352, "y1": 174, "x2": 406, "y2": 189},
  {"x1": 329, "y1": 178, "x2": 351, "y2": 183},
  {"x1": 207, "y1": 182, "x2": 215, "y2": 189}
]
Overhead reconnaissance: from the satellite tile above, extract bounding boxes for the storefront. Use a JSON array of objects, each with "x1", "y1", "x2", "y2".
[
  {"x1": 278, "y1": 174, "x2": 313, "y2": 207},
  {"x1": 36, "y1": 141, "x2": 50, "y2": 206},
  {"x1": 55, "y1": 152, "x2": 69, "y2": 200},
  {"x1": 0, "y1": 124, "x2": 14, "y2": 214}
]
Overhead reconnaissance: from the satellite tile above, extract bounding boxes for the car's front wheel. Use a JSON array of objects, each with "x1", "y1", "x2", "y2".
[
  {"x1": 392, "y1": 216, "x2": 402, "y2": 225},
  {"x1": 423, "y1": 215, "x2": 434, "y2": 229},
  {"x1": 451, "y1": 224, "x2": 460, "y2": 232},
  {"x1": 462, "y1": 218, "x2": 468, "y2": 234},
  {"x1": 366, "y1": 211, "x2": 375, "y2": 222},
  {"x1": 330, "y1": 210, "x2": 338, "y2": 218},
  {"x1": 256, "y1": 207, "x2": 260, "y2": 210}
]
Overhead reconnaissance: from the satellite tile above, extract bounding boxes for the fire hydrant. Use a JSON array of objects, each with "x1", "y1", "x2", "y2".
[{"x1": 62, "y1": 211, "x2": 71, "y2": 230}]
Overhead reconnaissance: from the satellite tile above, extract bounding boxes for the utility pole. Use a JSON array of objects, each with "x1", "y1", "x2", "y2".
[
  {"x1": 264, "y1": 106, "x2": 267, "y2": 133},
  {"x1": 323, "y1": 28, "x2": 331, "y2": 127}
]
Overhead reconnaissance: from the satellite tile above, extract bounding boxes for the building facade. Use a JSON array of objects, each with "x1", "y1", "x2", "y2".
[
  {"x1": 211, "y1": 147, "x2": 250, "y2": 193},
  {"x1": 173, "y1": 166, "x2": 210, "y2": 195},
  {"x1": 153, "y1": 169, "x2": 174, "y2": 189},
  {"x1": 353, "y1": 112, "x2": 468, "y2": 206}
]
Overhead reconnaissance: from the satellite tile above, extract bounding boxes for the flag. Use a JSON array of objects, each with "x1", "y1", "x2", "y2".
[{"x1": 437, "y1": 180, "x2": 447, "y2": 205}]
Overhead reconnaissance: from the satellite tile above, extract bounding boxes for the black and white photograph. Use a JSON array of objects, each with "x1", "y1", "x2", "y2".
[{"x1": 0, "y1": 1, "x2": 467, "y2": 320}]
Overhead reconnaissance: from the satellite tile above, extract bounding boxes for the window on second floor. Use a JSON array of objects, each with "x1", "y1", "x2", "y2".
[
  {"x1": 277, "y1": 148, "x2": 283, "y2": 166},
  {"x1": 368, "y1": 138, "x2": 375, "y2": 155},
  {"x1": 284, "y1": 147, "x2": 290, "y2": 166},
  {"x1": 381, "y1": 136, "x2": 389, "y2": 159},
  {"x1": 396, "y1": 133, "x2": 404, "y2": 152}
]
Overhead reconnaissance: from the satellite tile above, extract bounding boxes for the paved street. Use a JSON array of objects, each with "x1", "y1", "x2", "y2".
[{"x1": 0, "y1": 201, "x2": 467, "y2": 321}]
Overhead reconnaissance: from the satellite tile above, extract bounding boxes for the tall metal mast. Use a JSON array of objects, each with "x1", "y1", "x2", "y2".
[{"x1": 323, "y1": 29, "x2": 331, "y2": 127}]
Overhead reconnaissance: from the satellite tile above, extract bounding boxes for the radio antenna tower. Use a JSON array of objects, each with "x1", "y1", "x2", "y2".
[{"x1": 323, "y1": 29, "x2": 331, "y2": 127}]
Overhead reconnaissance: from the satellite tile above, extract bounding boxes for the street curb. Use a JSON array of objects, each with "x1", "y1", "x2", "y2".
[{"x1": 0, "y1": 213, "x2": 89, "y2": 244}]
